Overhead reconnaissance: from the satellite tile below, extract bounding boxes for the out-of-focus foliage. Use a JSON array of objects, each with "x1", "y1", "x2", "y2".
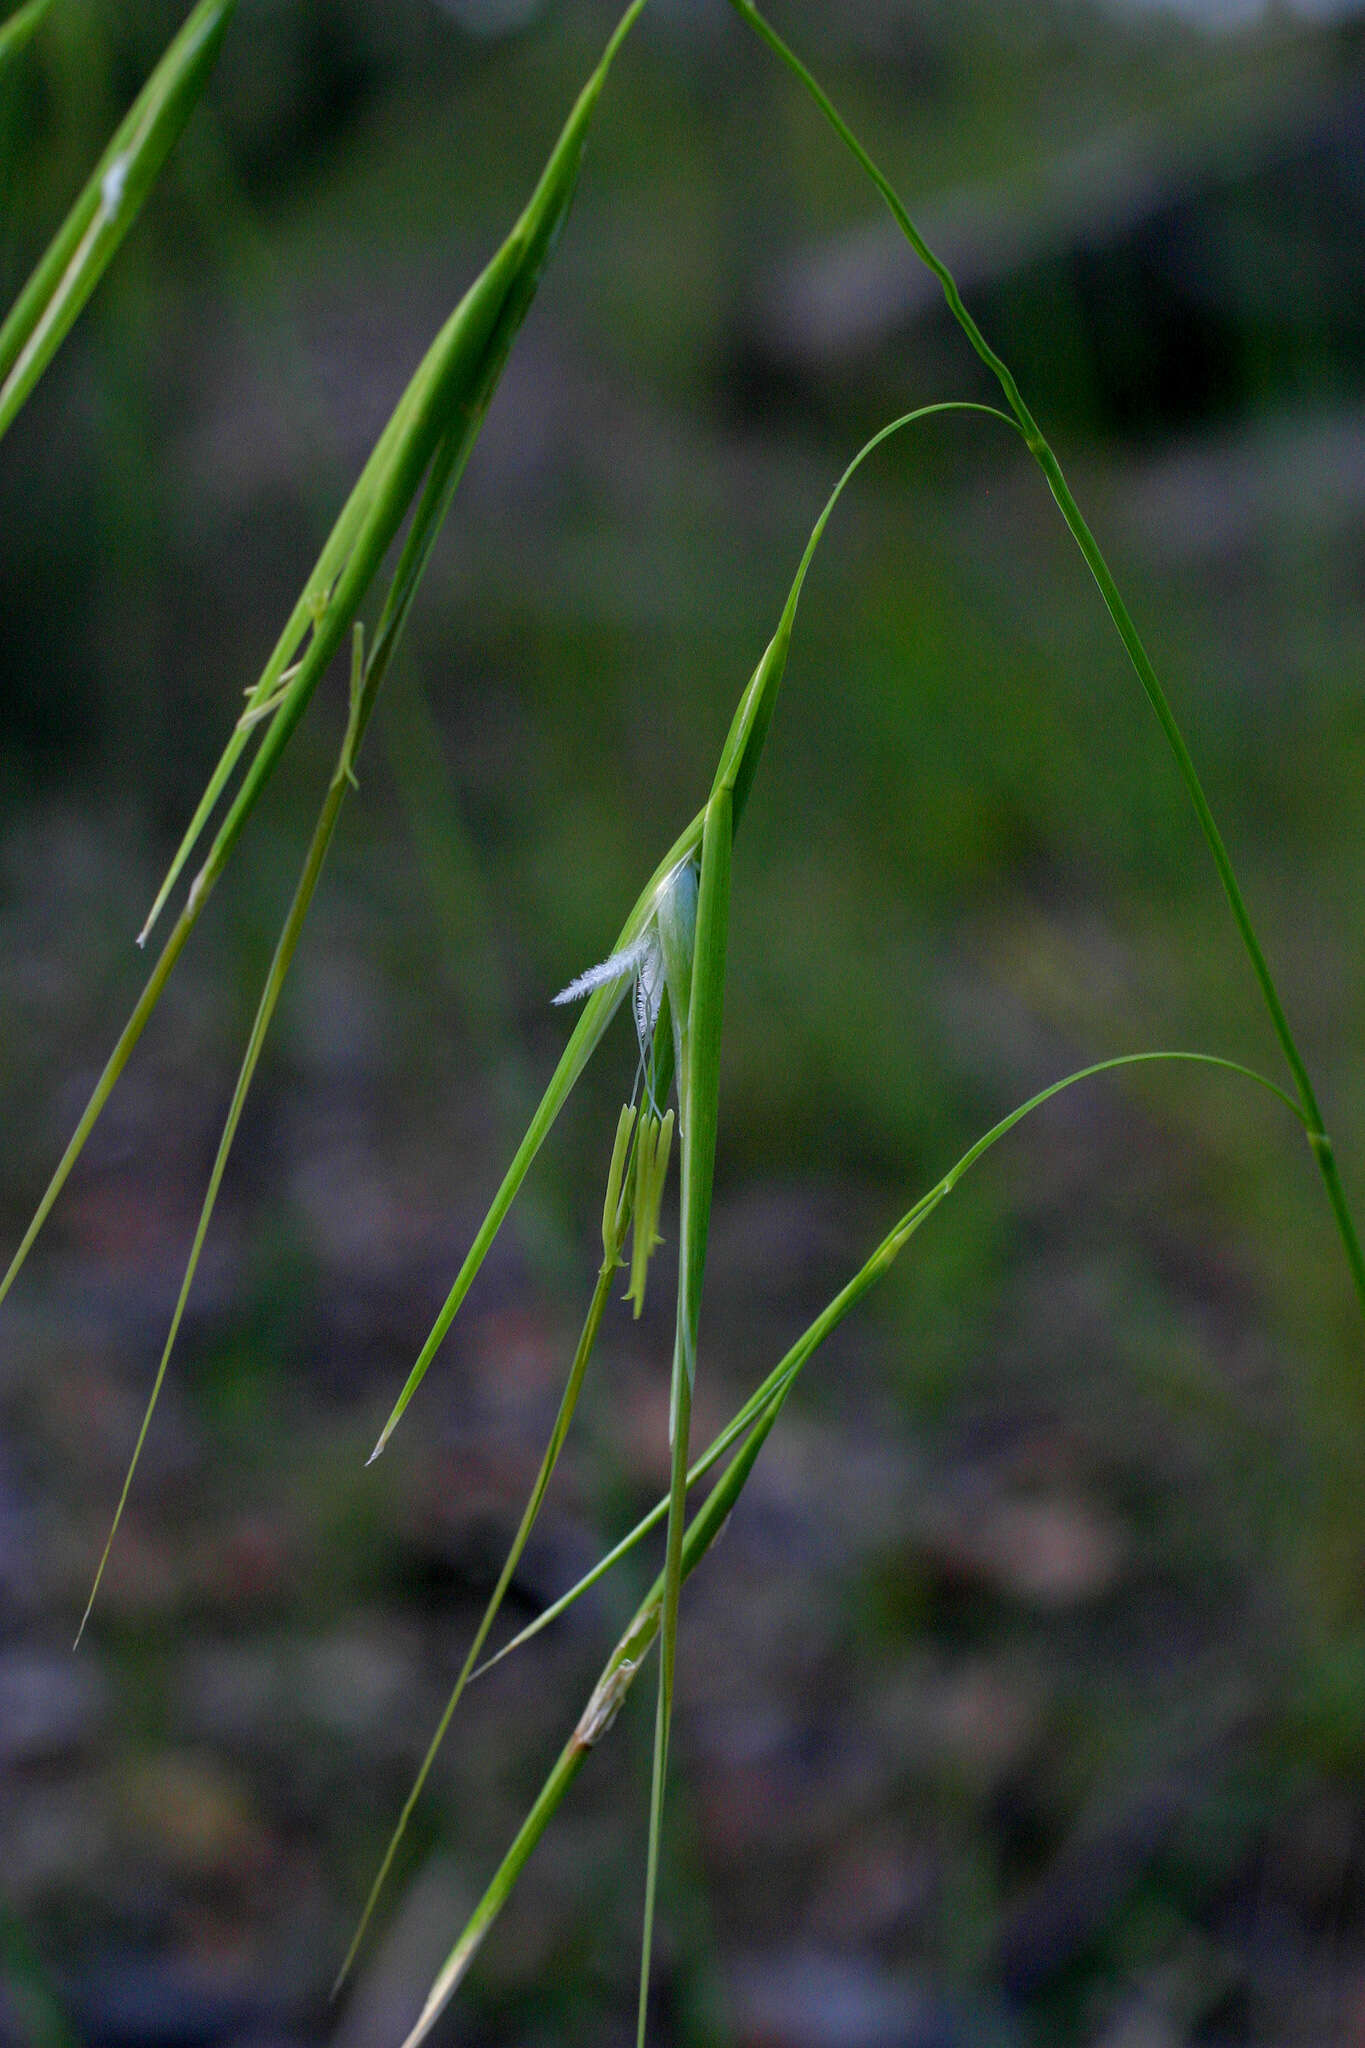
[{"x1": 3, "y1": 1, "x2": 1365, "y2": 2043}]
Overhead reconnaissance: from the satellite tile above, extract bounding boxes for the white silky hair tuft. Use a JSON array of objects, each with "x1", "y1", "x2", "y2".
[{"x1": 552, "y1": 939, "x2": 651, "y2": 1008}]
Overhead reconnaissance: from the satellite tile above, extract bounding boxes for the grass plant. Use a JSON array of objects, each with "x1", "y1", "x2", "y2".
[
  {"x1": 1, "y1": 0, "x2": 647, "y2": 1633},
  {"x1": 391, "y1": 1045, "x2": 1305, "y2": 2048},
  {"x1": 2, "y1": 1, "x2": 1360, "y2": 2041}
]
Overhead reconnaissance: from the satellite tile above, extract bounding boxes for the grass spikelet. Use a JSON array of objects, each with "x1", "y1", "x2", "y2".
[
  {"x1": 366, "y1": 398, "x2": 1004, "y2": 1464},
  {"x1": 340, "y1": 398, "x2": 1026, "y2": 2044},
  {"x1": 0, "y1": 0, "x2": 648, "y2": 1325}
]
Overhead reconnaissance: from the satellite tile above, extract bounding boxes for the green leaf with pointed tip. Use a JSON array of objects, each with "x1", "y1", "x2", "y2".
[
  {"x1": 75, "y1": 407, "x2": 500, "y2": 1642},
  {"x1": 142, "y1": 0, "x2": 649, "y2": 944},
  {"x1": 0, "y1": 0, "x2": 235, "y2": 441},
  {"x1": 0, "y1": 0, "x2": 648, "y2": 1322}
]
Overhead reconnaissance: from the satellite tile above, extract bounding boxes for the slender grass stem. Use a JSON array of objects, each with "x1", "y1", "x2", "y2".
[
  {"x1": 638, "y1": 783, "x2": 732, "y2": 2045},
  {"x1": 73, "y1": 402, "x2": 496, "y2": 1638},
  {"x1": 468, "y1": 1049, "x2": 1306, "y2": 1673},
  {"x1": 398, "y1": 1049, "x2": 1302, "y2": 2045},
  {"x1": 334, "y1": 1213, "x2": 628, "y2": 1994},
  {"x1": 72, "y1": 651, "x2": 360, "y2": 1649},
  {"x1": 369, "y1": 400, "x2": 1010, "y2": 1460},
  {"x1": 0, "y1": 0, "x2": 648, "y2": 1330},
  {"x1": 726, "y1": 0, "x2": 1365, "y2": 1318},
  {"x1": 638, "y1": 1340, "x2": 691, "y2": 2047}
]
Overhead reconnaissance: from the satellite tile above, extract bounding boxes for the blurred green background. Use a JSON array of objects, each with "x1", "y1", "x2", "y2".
[{"x1": 4, "y1": 0, "x2": 1365, "y2": 2042}]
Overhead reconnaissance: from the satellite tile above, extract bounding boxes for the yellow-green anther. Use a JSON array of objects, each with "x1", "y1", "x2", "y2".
[
  {"x1": 602, "y1": 1103, "x2": 638, "y2": 1260},
  {"x1": 643, "y1": 1107, "x2": 676, "y2": 1301},
  {"x1": 626, "y1": 1119, "x2": 655, "y2": 1312},
  {"x1": 625, "y1": 1108, "x2": 674, "y2": 1317},
  {"x1": 649, "y1": 1110, "x2": 675, "y2": 1245}
]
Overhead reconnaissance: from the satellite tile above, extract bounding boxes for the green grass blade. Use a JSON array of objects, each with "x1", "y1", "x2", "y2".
[
  {"x1": 394, "y1": 1048, "x2": 1304, "y2": 2048},
  {"x1": 638, "y1": 786, "x2": 732, "y2": 2046},
  {"x1": 396, "y1": 1360, "x2": 778, "y2": 2048},
  {"x1": 367, "y1": 808, "x2": 707, "y2": 1460},
  {"x1": 473, "y1": 1049, "x2": 1305, "y2": 1675},
  {"x1": 71, "y1": 622, "x2": 377, "y2": 1649},
  {"x1": 0, "y1": 2, "x2": 648, "y2": 1315},
  {"x1": 719, "y1": 401, "x2": 1012, "y2": 825},
  {"x1": 0, "y1": 426, "x2": 454, "y2": 1318},
  {"x1": 138, "y1": 238, "x2": 516, "y2": 945},
  {"x1": 73, "y1": 716, "x2": 355, "y2": 1649},
  {"x1": 140, "y1": 0, "x2": 647, "y2": 945},
  {"x1": 334, "y1": 1200, "x2": 630, "y2": 1995},
  {"x1": 626, "y1": 382, "x2": 982, "y2": 2022},
  {"x1": 728, "y1": 0, "x2": 1365, "y2": 1316},
  {"x1": 0, "y1": 0, "x2": 235, "y2": 441},
  {"x1": 369, "y1": 400, "x2": 1004, "y2": 1459},
  {"x1": 77, "y1": 396, "x2": 527, "y2": 1639},
  {"x1": 0, "y1": 0, "x2": 52, "y2": 77}
]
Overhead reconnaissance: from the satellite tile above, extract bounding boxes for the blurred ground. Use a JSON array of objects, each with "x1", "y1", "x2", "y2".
[{"x1": 3, "y1": 1, "x2": 1365, "y2": 2043}]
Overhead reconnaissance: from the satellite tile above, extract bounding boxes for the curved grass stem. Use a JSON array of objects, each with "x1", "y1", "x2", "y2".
[
  {"x1": 74, "y1": 404, "x2": 488, "y2": 1640},
  {"x1": 396, "y1": 1049, "x2": 1303, "y2": 2047},
  {"x1": 469, "y1": 1049, "x2": 1306, "y2": 1674},
  {"x1": 726, "y1": 0, "x2": 1365, "y2": 1319},
  {"x1": 333, "y1": 1192, "x2": 632, "y2": 1994}
]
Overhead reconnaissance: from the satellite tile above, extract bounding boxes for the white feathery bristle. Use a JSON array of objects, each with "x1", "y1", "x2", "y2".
[{"x1": 552, "y1": 942, "x2": 645, "y2": 1007}]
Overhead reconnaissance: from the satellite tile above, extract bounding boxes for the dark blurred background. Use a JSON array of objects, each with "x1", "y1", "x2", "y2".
[{"x1": 4, "y1": 0, "x2": 1365, "y2": 2042}]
